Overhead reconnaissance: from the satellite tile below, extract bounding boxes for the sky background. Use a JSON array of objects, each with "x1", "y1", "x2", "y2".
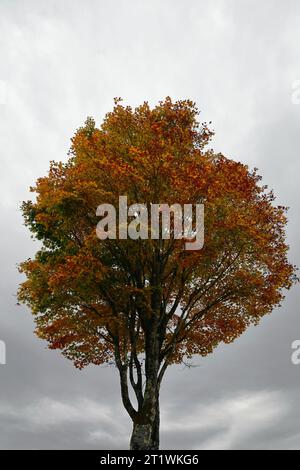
[{"x1": 0, "y1": 0, "x2": 300, "y2": 450}]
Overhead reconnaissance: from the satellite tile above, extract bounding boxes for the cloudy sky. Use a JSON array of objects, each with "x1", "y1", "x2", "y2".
[{"x1": 0, "y1": 0, "x2": 300, "y2": 450}]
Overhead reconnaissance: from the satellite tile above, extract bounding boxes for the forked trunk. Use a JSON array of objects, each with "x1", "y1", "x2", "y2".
[{"x1": 130, "y1": 394, "x2": 160, "y2": 450}]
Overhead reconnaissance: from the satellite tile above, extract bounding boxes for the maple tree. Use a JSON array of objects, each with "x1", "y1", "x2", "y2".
[{"x1": 18, "y1": 97, "x2": 297, "y2": 449}]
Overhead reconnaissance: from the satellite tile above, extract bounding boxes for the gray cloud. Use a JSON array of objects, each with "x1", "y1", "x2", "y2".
[{"x1": 0, "y1": 0, "x2": 299, "y2": 449}]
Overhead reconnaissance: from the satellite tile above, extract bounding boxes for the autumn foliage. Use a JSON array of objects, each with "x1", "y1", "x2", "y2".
[{"x1": 18, "y1": 97, "x2": 297, "y2": 449}]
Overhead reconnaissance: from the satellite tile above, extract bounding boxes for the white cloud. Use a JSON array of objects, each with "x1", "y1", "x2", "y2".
[
  {"x1": 162, "y1": 391, "x2": 289, "y2": 449},
  {"x1": 0, "y1": 397, "x2": 113, "y2": 428}
]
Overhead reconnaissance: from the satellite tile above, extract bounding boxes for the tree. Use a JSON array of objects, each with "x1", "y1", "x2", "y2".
[{"x1": 18, "y1": 97, "x2": 297, "y2": 449}]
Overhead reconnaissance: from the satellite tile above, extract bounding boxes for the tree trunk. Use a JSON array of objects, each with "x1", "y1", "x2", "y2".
[
  {"x1": 150, "y1": 393, "x2": 160, "y2": 449},
  {"x1": 130, "y1": 393, "x2": 160, "y2": 450}
]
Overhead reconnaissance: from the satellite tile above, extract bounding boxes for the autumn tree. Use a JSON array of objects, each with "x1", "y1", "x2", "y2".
[{"x1": 18, "y1": 98, "x2": 297, "y2": 449}]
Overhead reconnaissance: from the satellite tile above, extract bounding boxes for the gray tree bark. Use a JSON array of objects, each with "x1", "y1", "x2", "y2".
[{"x1": 130, "y1": 393, "x2": 160, "y2": 450}]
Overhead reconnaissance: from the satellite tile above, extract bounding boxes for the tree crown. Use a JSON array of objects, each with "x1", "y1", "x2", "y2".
[{"x1": 18, "y1": 97, "x2": 297, "y2": 369}]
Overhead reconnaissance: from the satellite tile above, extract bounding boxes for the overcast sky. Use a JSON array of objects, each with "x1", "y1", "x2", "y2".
[{"x1": 0, "y1": 0, "x2": 300, "y2": 450}]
